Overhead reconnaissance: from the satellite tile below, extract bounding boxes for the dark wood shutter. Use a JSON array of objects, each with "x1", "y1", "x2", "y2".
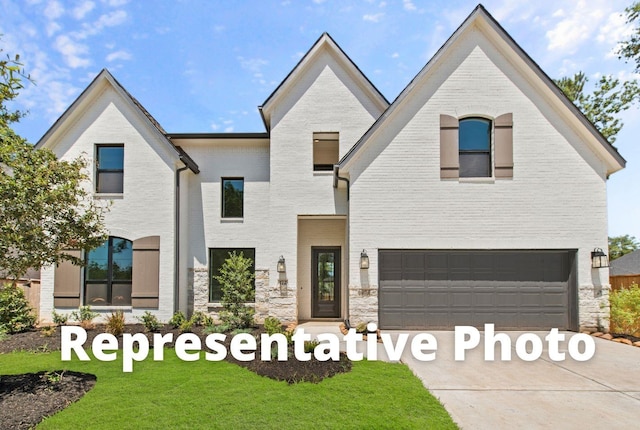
[
  {"x1": 494, "y1": 113, "x2": 513, "y2": 178},
  {"x1": 54, "y1": 250, "x2": 82, "y2": 307},
  {"x1": 440, "y1": 114, "x2": 459, "y2": 179},
  {"x1": 132, "y1": 236, "x2": 160, "y2": 308}
]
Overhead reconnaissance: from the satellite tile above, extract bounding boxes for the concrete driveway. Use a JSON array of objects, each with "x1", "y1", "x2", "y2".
[{"x1": 399, "y1": 331, "x2": 640, "y2": 429}]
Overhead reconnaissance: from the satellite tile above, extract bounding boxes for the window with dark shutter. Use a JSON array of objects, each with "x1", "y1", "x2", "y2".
[
  {"x1": 494, "y1": 113, "x2": 514, "y2": 178},
  {"x1": 440, "y1": 115, "x2": 459, "y2": 179},
  {"x1": 459, "y1": 118, "x2": 492, "y2": 178}
]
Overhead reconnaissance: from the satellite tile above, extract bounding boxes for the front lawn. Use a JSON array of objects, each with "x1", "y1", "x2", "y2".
[{"x1": 0, "y1": 349, "x2": 457, "y2": 429}]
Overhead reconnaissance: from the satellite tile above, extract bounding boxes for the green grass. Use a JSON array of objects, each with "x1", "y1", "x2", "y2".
[{"x1": 0, "y1": 350, "x2": 457, "y2": 429}]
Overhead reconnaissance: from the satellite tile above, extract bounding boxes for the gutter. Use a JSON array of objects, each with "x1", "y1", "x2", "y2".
[
  {"x1": 174, "y1": 165, "x2": 188, "y2": 313},
  {"x1": 333, "y1": 165, "x2": 350, "y2": 200}
]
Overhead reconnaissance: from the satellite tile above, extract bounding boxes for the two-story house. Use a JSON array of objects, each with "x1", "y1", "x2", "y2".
[{"x1": 36, "y1": 5, "x2": 624, "y2": 331}]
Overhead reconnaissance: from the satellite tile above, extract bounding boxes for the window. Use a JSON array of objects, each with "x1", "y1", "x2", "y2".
[
  {"x1": 96, "y1": 145, "x2": 124, "y2": 193},
  {"x1": 221, "y1": 178, "x2": 244, "y2": 218},
  {"x1": 313, "y1": 132, "x2": 339, "y2": 171},
  {"x1": 459, "y1": 118, "x2": 491, "y2": 178},
  {"x1": 85, "y1": 236, "x2": 132, "y2": 306},
  {"x1": 209, "y1": 248, "x2": 255, "y2": 302}
]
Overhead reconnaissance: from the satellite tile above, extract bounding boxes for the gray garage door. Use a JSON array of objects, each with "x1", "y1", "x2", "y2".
[{"x1": 379, "y1": 250, "x2": 577, "y2": 330}]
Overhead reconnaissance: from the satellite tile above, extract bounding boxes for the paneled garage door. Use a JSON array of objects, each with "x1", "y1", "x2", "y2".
[{"x1": 378, "y1": 250, "x2": 577, "y2": 330}]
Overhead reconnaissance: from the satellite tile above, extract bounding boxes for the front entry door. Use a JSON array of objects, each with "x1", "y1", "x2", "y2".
[{"x1": 312, "y1": 247, "x2": 341, "y2": 318}]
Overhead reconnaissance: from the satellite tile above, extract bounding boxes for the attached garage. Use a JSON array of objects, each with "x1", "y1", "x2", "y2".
[{"x1": 379, "y1": 250, "x2": 577, "y2": 330}]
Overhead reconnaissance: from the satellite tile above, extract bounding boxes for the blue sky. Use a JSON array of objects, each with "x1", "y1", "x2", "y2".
[{"x1": 1, "y1": 0, "x2": 639, "y2": 240}]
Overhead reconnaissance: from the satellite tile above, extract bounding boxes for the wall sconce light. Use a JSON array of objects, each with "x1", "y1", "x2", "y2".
[
  {"x1": 591, "y1": 248, "x2": 609, "y2": 269},
  {"x1": 360, "y1": 249, "x2": 369, "y2": 270},
  {"x1": 277, "y1": 255, "x2": 286, "y2": 273}
]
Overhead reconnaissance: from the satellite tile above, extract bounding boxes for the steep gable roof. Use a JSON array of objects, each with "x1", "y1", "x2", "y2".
[
  {"x1": 259, "y1": 32, "x2": 389, "y2": 130},
  {"x1": 338, "y1": 4, "x2": 626, "y2": 176},
  {"x1": 36, "y1": 69, "x2": 199, "y2": 173}
]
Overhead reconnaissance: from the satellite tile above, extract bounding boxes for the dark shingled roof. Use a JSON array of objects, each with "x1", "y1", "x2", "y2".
[{"x1": 610, "y1": 249, "x2": 640, "y2": 276}]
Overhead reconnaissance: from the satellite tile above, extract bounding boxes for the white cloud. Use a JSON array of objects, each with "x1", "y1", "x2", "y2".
[
  {"x1": 312, "y1": 0, "x2": 326, "y2": 3},
  {"x1": 403, "y1": 0, "x2": 416, "y2": 12},
  {"x1": 224, "y1": 126, "x2": 234, "y2": 132},
  {"x1": 391, "y1": 52, "x2": 399, "y2": 58},
  {"x1": 72, "y1": 1, "x2": 95, "y2": 19},
  {"x1": 363, "y1": 13, "x2": 384, "y2": 23},
  {"x1": 43, "y1": 0, "x2": 64, "y2": 20},
  {"x1": 106, "y1": 50, "x2": 132, "y2": 62},
  {"x1": 238, "y1": 56, "x2": 268, "y2": 74},
  {"x1": 546, "y1": 1, "x2": 609, "y2": 55},
  {"x1": 210, "y1": 123, "x2": 219, "y2": 131},
  {"x1": 102, "y1": 0, "x2": 129, "y2": 6},
  {"x1": 46, "y1": 21, "x2": 62, "y2": 37},
  {"x1": 54, "y1": 34, "x2": 90, "y2": 68},
  {"x1": 597, "y1": 12, "x2": 633, "y2": 58},
  {"x1": 74, "y1": 9, "x2": 128, "y2": 39}
]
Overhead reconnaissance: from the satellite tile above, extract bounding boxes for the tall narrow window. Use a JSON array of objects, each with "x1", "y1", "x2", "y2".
[
  {"x1": 459, "y1": 118, "x2": 491, "y2": 178},
  {"x1": 85, "y1": 236, "x2": 132, "y2": 306},
  {"x1": 313, "y1": 132, "x2": 339, "y2": 171},
  {"x1": 221, "y1": 178, "x2": 244, "y2": 218},
  {"x1": 96, "y1": 145, "x2": 124, "y2": 193},
  {"x1": 209, "y1": 248, "x2": 255, "y2": 302}
]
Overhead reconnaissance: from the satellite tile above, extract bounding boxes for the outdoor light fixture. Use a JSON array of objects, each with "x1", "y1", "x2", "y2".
[
  {"x1": 277, "y1": 256, "x2": 286, "y2": 273},
  {"x1": 591, "y1": 248, "x2": 609, "y2": 269},
  {"x1": 360, "y1": 249, "x2": 370, "y2": 270}
]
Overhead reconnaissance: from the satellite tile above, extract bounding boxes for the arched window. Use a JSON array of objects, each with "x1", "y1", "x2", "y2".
[
  {"x1": 459, "y1": 117, "x2": 491, "y2": 178},
  {"x1": 85, "y1": 236, "x2": 133, "y2": 306}
]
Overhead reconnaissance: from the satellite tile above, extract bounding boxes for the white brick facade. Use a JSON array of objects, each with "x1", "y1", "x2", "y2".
[{"x1": 35, "y1": 9, "x2": 623, "y2": 331}]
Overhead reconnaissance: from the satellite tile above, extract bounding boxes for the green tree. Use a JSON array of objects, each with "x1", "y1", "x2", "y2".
[
  {"x1": 554, "y1": 72, "x2": 639, "y2": 143},
  {"x1": 213, "y1": 251, "x2": 255, "y2": 329},
  {"x1": 0, "y1": 42, "x2": 108, "y2": 281},
  {"x1": 618, "y1": 1, "x2": 640, "y2": 72},
  {"x1": 609, "y1": 234, "x2": 640, "y2": 260}
]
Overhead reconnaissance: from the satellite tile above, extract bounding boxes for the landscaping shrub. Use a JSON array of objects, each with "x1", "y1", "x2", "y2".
[
  {"x1": 179, "y1": 319, "x2": 193, "y2": 333},
  {"x1": 213, "y1": 251, "x2": 255, "y2": 329},
  {"x1": 138, "y1": 311, "x2": 162, "y2": 332},
  {"x1": 0, "y1": 283, "x2": 36, "y2": 333},
  {"x1": 264, "y1": 316, "x2": 284, "y2": 335},
  {"x1": 40, "y1": 325, "x2": 56, "y2": 337},
  {"x1": 71, "y1": 306, "x2": 99, "y2": 330},
  {"x1": 610, "y1": 283, "x2": 640, "y2": 337},
  {"x1": 105, "y1": 310, "x2": 126, "y2": 336},
  {"x1": 304, "y1": 340, "x2": 320, "y2": 354},
  {"x1": 51, "y1": 310, "x2": 69, "y2": 326},
  {"x1": 203, "y1": 323, "x2": 230, "y2": 334},
  {"x1": 190, "y1": 311, "x2": 213, "y2": 327},
  {"x1": 169, "y1": 311, "x2": 187, "y2": 328}
]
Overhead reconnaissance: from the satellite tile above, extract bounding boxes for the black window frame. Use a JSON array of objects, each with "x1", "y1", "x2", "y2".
[
  {"x1": 208, "y1": 248, "x2": 256, "y2": 302},
  {"x1": 84, "y1": 236, "x2": 133, "y2": 306},
  {"x1": 96, "y1": 144, "x2": 124, "y2": 194},
  {"x1": 458, "y1": 117, "x2": 492, "y2": 178},
  {"x1": 221, "y1": 177, "x2": 244, "y2": 218}
]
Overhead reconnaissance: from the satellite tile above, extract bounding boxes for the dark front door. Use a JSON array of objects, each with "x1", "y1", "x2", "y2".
[{"x1": 312, "y1": 247, "x2": 341, "y2": 318}]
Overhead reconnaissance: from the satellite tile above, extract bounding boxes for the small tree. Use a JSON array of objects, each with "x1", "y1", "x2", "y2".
[
  {"x1": 0, "y1": 41, "x2": 108, "y2": 280},
  {"x1": 0, "y1": 283, "x2": 36, "y2": 333},
  {"x1": 213, "y1": 251, "x2": 255, "y2": 329}
]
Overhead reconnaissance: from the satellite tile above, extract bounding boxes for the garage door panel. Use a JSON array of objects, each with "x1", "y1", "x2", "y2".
[{"x1": 379, "y1": 250, "x2": 575, "y2": 330}]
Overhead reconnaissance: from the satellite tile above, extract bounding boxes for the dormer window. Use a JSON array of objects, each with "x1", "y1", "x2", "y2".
[{"x1": 313, "y1": 132, "x2": 339, "y2": 171}]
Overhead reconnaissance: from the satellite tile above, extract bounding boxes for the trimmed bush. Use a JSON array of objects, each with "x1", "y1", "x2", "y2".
[
  {"x1": 138, "y1": 311, "x2": 162, "y2": 332},
  {"x1": 169, "y1": 311, "x2": 187, "y2": 328},
  {"x1": 264, "y1": 316, "x2": 284, "y2": 335},
  {"x1": 51, "y1": 310, "x2": 69, "y2": 326},
  {"x1": 0, "y1": 283, "x2": 36, "y2": 333},
  {"x1": 71, "y1": 306, "x2": 99, "y2": 330},
  {"x1": 610, "y1": 283, "x2": 640, "y2": 336}
]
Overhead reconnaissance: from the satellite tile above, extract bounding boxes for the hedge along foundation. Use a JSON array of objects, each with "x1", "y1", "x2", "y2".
[{"x1": 60, "y1": 324, "x2": 596, "y2": 373}]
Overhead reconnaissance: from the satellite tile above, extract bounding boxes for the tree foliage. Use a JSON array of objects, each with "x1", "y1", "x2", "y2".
[
  {"x1": 554, "y1": 72, "x2": 639, "y2": 143},
  {"x1": 0, "y1": 41, "x2": 108, "y2": 280},
  {"x1": 609, "y1": 234, "x2": 640, "y2": 260},
  {"x1": 618, "y1": 1, "x2": 640, "y2": 72},
  {"x1": 213, "y1": 251, "x2": 255, "y2": 329}
]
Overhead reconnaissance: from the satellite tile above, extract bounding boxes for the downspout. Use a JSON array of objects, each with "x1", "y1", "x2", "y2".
[
  {"x1": 174, "y1": 165, "x2": 188, "y2": 313},
  {"x1": 333, "y1": 165, "x2": 350, "y2": 321}
]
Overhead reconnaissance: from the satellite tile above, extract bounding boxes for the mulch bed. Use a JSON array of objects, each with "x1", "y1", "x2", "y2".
[
  {"x1": 0, "y1": 324, "x2": 351, "y2": 427},
  {"x1": 0, "y1": 370, "x2": 96, "y2": 430}
]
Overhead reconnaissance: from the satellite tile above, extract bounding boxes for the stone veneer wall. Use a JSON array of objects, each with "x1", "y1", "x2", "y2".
[
  {"x1": 189, "y1": 268, "x2": 297, "y2": 324},
  {"x1": 348, "y1": 284, "x2": 378, "y2": 325},
  {"x1": 579, "y1": 284, "x2": 610, "y2": 331}
]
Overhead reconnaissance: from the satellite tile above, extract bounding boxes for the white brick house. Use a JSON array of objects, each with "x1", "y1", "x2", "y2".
[{"x1": 36, "y1": 5, "x2": 624, "y2": 331}]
